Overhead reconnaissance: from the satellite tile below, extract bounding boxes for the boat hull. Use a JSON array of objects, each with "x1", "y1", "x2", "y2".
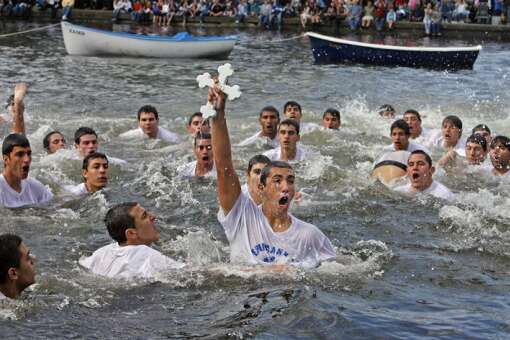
[
  {"x1": 62, "y1": 22, "x2": 237, "y2": 58},
  {"x1": 306, "y1": 32, "x2": 481, "y2": 70}
]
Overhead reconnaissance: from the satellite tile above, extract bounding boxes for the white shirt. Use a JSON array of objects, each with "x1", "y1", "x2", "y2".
[
  {"x1": 425, "y1": 131, "x2": 467, "y2": 157},
  {"x1": 0, "y1": 174, "x2": 53, "y2": 208},
  {"x1": 263, "y1": 145, "x2": 305, "y2": 162},
  {"x1": 237, "y1": 131, "x2": 278, "y2": 148},
  {"x1": 394, "y1": 180, "x2": 455, "y2": 202},
  {"x1": 383, "y1": 141, "x2": 429, "y2": 154},
  {"x1": 241, "y1": 183, "x2": 258, "y2": 203},
  {"x1": 79, "y1": 243, "x2": 185, "y2": 280},
  {"x1": 217, "y1": 192, "x2": 336, "y2": 268},
  {"x1": 63, "y1": 183, "x2": 89, "y2": 196},
  {"x1": 177, "y1": 161, "x2": 217, "y2": 179},
  {"x1": 0, "y1": 291, "x2": 6, "y2": 300},
  {"x1": 413, "y1": 127, "x2": 438, "y2": 146},
  {"x1": 119, "y1": 127, "x2": 180, "y2": 144}
]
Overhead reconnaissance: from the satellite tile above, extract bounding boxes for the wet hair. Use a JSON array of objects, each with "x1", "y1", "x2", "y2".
[
  {"x1": 74, "y1": 127, "x2": 97, "y2": 145},
  {"x1": 278, "y1": 119, "x2": 300, "y2": 135},
  {"x1": 409, "y1": 150, "x2": 433, "y2": 167},
  {"x1": 259, "y1": 106, "x2": 280, "y2": 120},
  {"x1": 247, "y1": 154, "x2": 271, "y2": 174},
  {"x1": 490, "y1": 135, "x2": 510, "y2": 150},
  {"x1": 2, "y1": 133, "x2": 30, "y2": 156},
  {"x1": 472, "y1": 124, "x2": 491, "y2": 135},
  {"x1": 260, "y1": 161, "x2": 293, "y2": 186},
  {"x1": 82, "y1": 152, "x2": 108, "y2": 170},
  {"x1": 0, "y1": 234, "x2": 22, "y2": 284},
  {"x1": 283, "y1": 101, "x2": 302, "y2": 114},
  {"x1": 378, "y1": 104, "x2": 395, "y2": 116},
  {"x1": 137, "y1": 105, "x2": 159, "y2": 121},
  {"x1": 404, "y1": 109, "x2": 421, "y2": 122},
  {"x1": 187, "y1": 112, "x2": 203, "y2": 126},
  {"x1": 43, "y1": 131, "x2": 64, "y2": 151},
  {"x1": 390, "y1": 119, "x2": 411, "y2": 136},
  {"x1": 442, "y1": 115, "x2": 463, "y2": 132},
  {"x1": 466, "y1": 134, "x2": 487, "y2": 152},
  {"x1": 193, "y1": 131, "x2": 212, "y2": 148},
  {"x1": 104, "y1": 202, "x2": 138, "y2": 244},
  {"x1": 323, "y1": 108, "x2": 340, "y2": 120}
]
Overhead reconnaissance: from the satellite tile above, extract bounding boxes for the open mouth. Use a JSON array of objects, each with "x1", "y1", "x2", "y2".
[
  {"x1": 99, "y1": 177, "x2": 107, "y2": 182},
  {"x1": 411, "y1": 173, "x2": 420, "y2": 180},
  {"x1": 278, "y1": 196, "x2": 289, "y2": 205},
  {"x1": 22, "y1": 165, "x2": 29, "y2": 173},
  {"x1": 202, "y1": 156, "x2": 209, "y2": 161}
]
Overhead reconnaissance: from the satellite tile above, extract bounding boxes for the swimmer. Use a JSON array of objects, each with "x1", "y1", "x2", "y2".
[
  {"x1": 210, "y1": 83, "x2": 335, "y2": 268},
  {"x1": 378, "y1": 104, "x2": 396, "y2": 119},
  {"x1": 64, "y1": 152, "x2": 109, "y2": 196},
  {"x1": 177, "y1": 131, "x2": 216, "y2": 178},
  {"x1": 384, "y1": 119, "x2": 429, "y2": 153},
  {"x1": 0, "y1": 134, "x2": 53, "y2": 208},
  {"x1": 242, "y1": 154, "x2": 271, "y2": 204},
  {"x1": 393, "y1": 150, "x2": 455, "y2": 201},
  {"x1": 372, "y1": 150, "x2": 410, "y2": 185},
  {"x1": 79, "y1": 203, "x2": 185, "y2": 279},
  {"x1": 282, "y1": 101, "x2": 319, "y2": 134},
  {"x1": 43, "y1": 131, "x2": 66, "y2": 154},
  {"x1": 263, "y1": 119, "x2": 306, "y2": 162},
  {"x1": 322, "y1": 108, "x2": 341, "y2": 130},
  {"x1": 186, "y1": 112, "x2": 210, "y2": 136},
  {"x1": 0, "y1": 234, "x2": 36, "y2": 299},
  {"x1": 119, "y1": 105, "x2": 180, "y2": 143},
  {"x1": 489, "y1": 136, "x2": 510, "y2": 178},
  {"x1": 436, "y1": 134, "x2": 488, "y2": 170},
  {"x1": 74, "y1": 127, "x2": 126, "y2": 165},
  {"x1": 238, "y1": 106, "x2": 280, "y2": 147},
  {"x1": 427, "y1": 115, "x2": 466, "y2": 156},
  {"x1": 403, "y1": 109, "x2": 436, "y2": 143},
  {"x1": 472, "y1": 124, "x2": 492, "y2": 146}
]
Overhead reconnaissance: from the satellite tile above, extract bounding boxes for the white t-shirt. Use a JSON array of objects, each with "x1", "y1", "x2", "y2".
[
  {"x1": 63, "y1": 183, "x2": 89, "y2": 196},
  {"x1": 119, "y1": 127, "x2": 180, "y2": 144},
  {"x1": 0, "y1": 291, "x2": 6, "y2": 300},
  {"x1": 241, "y1": 183, "x2": 258, "y2": 203},
  {"x1": 217, "y1": 192, "x2": 336, "y2": 268},
  {"x1": 394, "y1": 180, "x2": 455, "y2": 202},
  {"x1": 79, "y1": 243, "x2": 185, "y2": 280},
  {"x1": 0, "y1": 174, "x2": 53, "y2": 208},
  {"x1": 413, "y1": 127, "x2": 438, "y2": 146},
  {"x1": 177, "y1": 161, "x2": 217, "y2": 179},
  {"x1": 425, "y1": 131, "x2": 466, "y2": 157},
  {"x1": 237, "y1": 131, "x2": 278, "y2": 148},
  {"x1": 263, "y1": 145, "x2": 306, "y2": 162},
  {"x1": 383, "y1": 141, "x2": 429, "y2": 154}
]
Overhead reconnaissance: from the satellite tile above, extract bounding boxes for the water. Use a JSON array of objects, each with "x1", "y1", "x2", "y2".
[{"x1": 1, "y1": 21, "x2": 510, "y2": 338}]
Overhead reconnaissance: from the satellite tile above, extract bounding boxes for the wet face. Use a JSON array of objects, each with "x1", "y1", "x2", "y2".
[
  {"x1": 380, "y1": 110, "x2": 395, "y2": 119},
  {"x1": 278, "y1": 124, "x2": 300, "y2": 150},
  {"x1": 261, "y1": 167, "x2": 296, "y2": 214},
  {"x1": 284, "y1": 105, "x2": 302, "y2": 120},
  {"x1": 391, "y1": 127, "x2": 409, "y2": 151},
  {"x1": 129, "y1": 204, "x2": 160, "y2": 245},
  {"x1": 474, "y1": 130, "x2": 492, "y2": 146},
  {"x1": 194, "y1": 138, "x2": 213, "y2": 166},
  {"x1": 407, "y1": 153, "x2": 434, "y2": 191},
  {"x1": 138, "y1": 112, "x2": 159, "y2": 138},
  {"x1": 188, "y1": 116, "x2": 209, "y2": 135},
  {"x1": 47, "y1": 133, "x2": 66, "y2": 154},
  {"x1": 403, "y1": 113, "x2": 421, "y2": 138},
  {"x1": 465, "y1": 142, "x2": 486, "y2": 165},
  {"x1": 322, "y1": 113, "x2": 341, "y2": 129},
  {"x1": 15, "y1": 243, "x2": 36, "y2": 291},
  {"x1": 490, "y1": 143, "x2": 510, "y2": 171},
  {"x1": 247, "y1": 162, "x2": 266, "y2": 197},
  {"x1": 4, "y1": 146, "x2": 31, "y2": 180},
  {"x1": 259, "y1": 111, "x2": 279, "y2": 137},
  {"x1": 75, "y1": 134, "x2": 98, "y2": 157},
  {"x1": 83, "y1": 157, "x2": 109, "y2": 191},
  {"x1": 442, "y1": 121, "x2": 461, "y2": 147}
]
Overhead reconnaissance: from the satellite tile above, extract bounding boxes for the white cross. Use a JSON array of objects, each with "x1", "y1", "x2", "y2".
[{"x1": 196, "y1": 63, "x2": 242, "y2": 119}]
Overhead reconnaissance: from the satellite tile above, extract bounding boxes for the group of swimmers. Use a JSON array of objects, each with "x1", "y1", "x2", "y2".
[{"x1": 1, "y1": 81, "x2": 509, "y2": 300}]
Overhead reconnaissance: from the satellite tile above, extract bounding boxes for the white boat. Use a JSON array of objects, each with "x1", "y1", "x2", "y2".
[{"x1": 61, "y1": 21, "x2": 237, "y2": 58}]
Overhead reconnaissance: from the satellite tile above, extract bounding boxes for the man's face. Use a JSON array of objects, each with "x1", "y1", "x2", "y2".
[
  {"x1": 404, "y1": 113, "x2": 421, "y2": 138},
  {"x1": 284, "y1": 105, "x2": 302, "y2": 120},
  {"x1": 138, "y1": 112, "x2": 159, "y2": 137},
  {"x1": 278, "y1": 124, "x2": 299, "y2": 149},
  {"x1": 83, "y1": 157, "x2": 109, "y2": 190},
  {"x1": 261, "y1": 167, "x2": 296, "y2": 214},
  {"x1": 380, "y1": 110, "x2": 395, "y2": 119},
  {"x1": 407, "y1": 154, "x2": 434, "y2": 190},
  {"x1": 322, "y1": 113, "x2": 340, "y2": 129},
  {"x1": 47, "y1": 133, "x2": 66, "y2": 154},
  {"x1": 259, "y1": 111, "x2": 279, "y2": 137},
  {"x1": 75, "y1": 134, "x2": 98, "y2": 157},
  {"x1": 391, "y1": 127, "x2": 409, "y2": 151},
  {"x1": 490, "y1": 143, "x2": 510, "y2": 170},
  {"x1": 442, "y1": 122, "x2": 461, "y2": 147},
  {"x1": 474, "y1": 130, "x2": 492, "y2": 146},
  {"x1": 188, "y1": 116, "x2": 209, "y2": 135},
  {"x1": 465, "y1": 142, "x2": 486, "y2": 165},
  {"x1": 15, "y1": 243, "x2": 36, "y2": 291},
  {"x1": 129, "y1": 204, "x2": 160, "y2": 246},
  {"x1": 247, "y1": 162, "x2": 266, "y2": 195},
  {"x1": 4, "y1": 146, "x2": 31, "y2": 180},
  {"x1": 194, "y1": 138, "x2": 213, "y2": 166}
]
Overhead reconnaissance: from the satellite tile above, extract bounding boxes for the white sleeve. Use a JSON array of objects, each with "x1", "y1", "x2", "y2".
[{"x1": 217, "y1": 192, "x2": 257, "y2": 242}]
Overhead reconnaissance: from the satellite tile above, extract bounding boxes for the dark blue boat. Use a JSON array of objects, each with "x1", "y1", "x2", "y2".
[{"x1": 306, "y1": 32, "x2": 481, "y2": 70}]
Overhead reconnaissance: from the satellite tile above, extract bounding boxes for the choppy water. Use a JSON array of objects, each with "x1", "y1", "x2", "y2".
[{"x1": 1, "y1": 21, "x2": 510, "y2": 339}]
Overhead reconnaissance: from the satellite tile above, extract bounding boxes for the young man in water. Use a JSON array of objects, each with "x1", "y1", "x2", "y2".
[
  {"x1": 74, "y1": 127, "x2": 126, "y2": 165},
  {"x1": 263, "y1": 119, "x2": 306, "y2": 162},
  {"x1": 238, "y1": 106, "x2": 280, "y2": 147},
  {"x1": 383, "y1": 119, "x2": 429, "y2": 153},
  {"x1": 322, "y1": 108, "x2": 341, "y2": 130},
  {"x1": 178, "y1": 132, "x2": 216, "y2": 178},
  {"x1": 489, "y1": 136, "x2": 510, "y2": 178},
  {"x1": 394, "y1": 150, "x2": 455, "y2": 201},
  {"x1": 43, "y1": 131, "x2": 66, "y2": 154},
  {"x1": 79, "y1": 202, "x2": 185, "y2": 279},
  {"x1": 403, "y1": 109, "x2": 436, "y2": 143},
  {"x1": 426, "y1": 115, "x2": 466, "y2": 157},
  {"x1": 242, "y1": 154, "x2": 272, "y2": 205},
  {"x1": 282, "y1": 101, "x2": 319, "y2": 134},
  {"x1": 64, "y1": 152, "x2": 109, "y2": 196},
  {"x1": 210, "y1": 84, "x2": 335, "y2": 268},
  {"x1": 187, "y1": 112, "x2": 210, "y2": 136},
  {"x1": 0, "y1": 134, "x2": 53, "y2": 208},
  {"x1": 378, "y1": 104, "x2": 396, "y2": 119},
  {"x1": 0, "y1": 234, "x2": 36, "y2": 299},
  {"x1": 472, "y1": 124, "x2": 492, "y2": 146},
  {"x1": 437, "y1": 134, "x2": 488, "y2": 169},
  {"x1": 120, "y1": 105, "x2": 180, "y2": 143}
]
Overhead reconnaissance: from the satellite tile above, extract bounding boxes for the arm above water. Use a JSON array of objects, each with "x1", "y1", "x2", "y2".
[{"x1": 11, "y1": 83, "x2": 27, "y2": 135}]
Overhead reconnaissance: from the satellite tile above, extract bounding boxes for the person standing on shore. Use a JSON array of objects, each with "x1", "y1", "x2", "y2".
[{"x1": 61, "y1": 0, "x2": 74, "y2": 20}]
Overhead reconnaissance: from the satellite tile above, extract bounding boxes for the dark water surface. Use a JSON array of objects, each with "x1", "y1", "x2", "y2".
[{"x1": 0, "y1": 21, "x2": 510, "y2": 339}]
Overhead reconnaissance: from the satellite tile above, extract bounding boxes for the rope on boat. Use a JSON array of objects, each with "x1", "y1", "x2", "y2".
[
  {"x1": 0, "y1": 23, "x2": 60, "y2": 38},
  {"x1": 257, "y1": 33, "x2": 306, "y2": 44}
]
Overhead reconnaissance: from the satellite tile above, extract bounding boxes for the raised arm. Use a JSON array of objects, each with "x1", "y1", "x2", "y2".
[
  {"x1": 210, "y1": 85, "x2": 241, "y2": 214},
  {"x1": 11, "y1": 83, "x2": 27, "y2": 135}
]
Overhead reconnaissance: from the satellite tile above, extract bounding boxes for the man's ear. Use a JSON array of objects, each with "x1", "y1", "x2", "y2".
[
  {"x1": 82, "y1": 169, "x2": 88, "y2": 181},
  {"x1": 7, "y1": 267, "x2": 18, "y2": 281},
  {"x1": 430, "y1": 166, "x2": 435, "y2": 175},
  {"x1": 125, "y1": 228, "x2": 137, "y2": 242}
]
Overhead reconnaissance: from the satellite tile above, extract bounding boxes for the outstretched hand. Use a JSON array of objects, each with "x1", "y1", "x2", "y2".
[
  {"x1": 207, "y1": 82, "x2": 226, "y2": 114},
  {"x1": 14, "y1": 83, "x2": 27, "y2": 104}
]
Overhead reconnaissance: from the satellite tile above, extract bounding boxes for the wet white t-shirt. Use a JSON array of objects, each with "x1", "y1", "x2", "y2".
[
  {"x1": 63, "y1": 183, "x2": 89, "y2": 196},
  {"x1": 425, "y1": 131, "x2": 467, "y2": 157},
  {"x1": 394, "y1": 180, "x2": 455, "y2": 201},
  {"x1": 119, "y1": 127, "x2": 180, "y2": 144},
  {"x1": 237, "y1": 131, "x2": 278, "y2": 148},
  {"x1": 383, "y1": 141, "x2": 429, "y2": 154},
  {"x1": 263, "y1": 145, "x2": 306, "y2": 162},
  {"x1": 241, "y1": 183, "x2": 258, "y2": 203},
  {"x1": 217, "y1": 192, "x2": 336, "y2": 268},
  {"x1": 413, "y1": 127, "x2": 438, "y2": 146},
  {"x1": 177, "y1": 161, "x2": 217, "y2": 179},
  {"x1": 79, "y1": 243, "x2": 185, "y2": 280},
  {"x1": 0, "y1": 174, "x2": 53, "y2": 208}
]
